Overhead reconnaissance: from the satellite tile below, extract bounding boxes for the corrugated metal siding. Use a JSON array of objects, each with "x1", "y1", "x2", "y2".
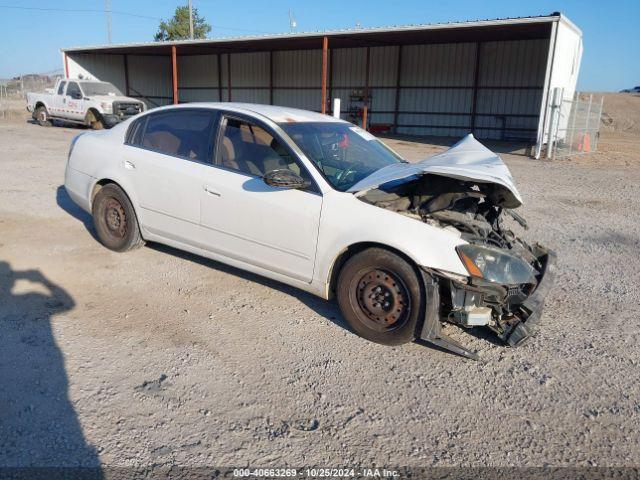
[
  {"x1": 68, "y1": 53, "x2": 126, "y2": 92},
  {"x1": 178, "y1": 54, "x2": 219, "y2": 103},
  {"x1": 474, "y1": 39, "x2": 548, "y2": 139},
  {"x1": 128, "y1": 55, "x2": 172, "y2": 107},
  {"x1": 273, "y1": 49, "x2": 321, "y2": 110},
  {"x1": 69, "y1": 36, "x2": 551, "y2": 141},
  {"x1": 396, "y1": 43, "x2": 476, "y2": 137}
]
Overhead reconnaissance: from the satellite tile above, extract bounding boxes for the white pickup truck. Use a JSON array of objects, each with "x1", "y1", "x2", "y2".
[{"x1": 26, "y1": 78, "x2": 145, "y2": 129}]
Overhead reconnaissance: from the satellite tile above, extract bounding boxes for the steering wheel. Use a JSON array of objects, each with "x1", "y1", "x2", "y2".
[{"x1": 334, "y1": 161, "x2": 364, "y2": 187}]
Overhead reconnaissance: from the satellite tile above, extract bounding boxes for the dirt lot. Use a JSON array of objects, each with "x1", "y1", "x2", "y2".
[{"x1": 1, "y1": 99, "x2": 640, "y2": 470}]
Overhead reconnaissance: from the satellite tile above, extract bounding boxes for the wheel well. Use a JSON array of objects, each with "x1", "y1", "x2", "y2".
[
  {"x1": 327, "y1": 242, "x2": 420, "y2": 299},
  {"x1": 86, "y1": 108, "x2": 102, "y2": 123},
  {"x1": 35, "y1": 102, "x2": 45, "y2": 110},
  {"x1": 91, "y1": 179, "x2": 122, "y2": 203}
]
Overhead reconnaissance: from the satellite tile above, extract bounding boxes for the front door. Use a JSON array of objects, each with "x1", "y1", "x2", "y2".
[
  {"x1": 199, "y1": 115, "x2": 322, "y2": 283},
  {"x1": 65, "y1": 81, "x2": 85, "y2": 120}
]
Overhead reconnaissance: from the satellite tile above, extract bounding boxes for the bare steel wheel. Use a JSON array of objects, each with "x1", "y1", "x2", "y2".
[
  {"x1": 337, "y1": 247, "x2": 424, "y2": 346},
  {"x1": 92, "y1": 183, "x2": 144, "y2": 252},
  {"x1": 356, "y1": 268, "x2": 411, "y2": 332},
  {"x1": 104, "y1": 197, "x2": 127, "y2": 239}
]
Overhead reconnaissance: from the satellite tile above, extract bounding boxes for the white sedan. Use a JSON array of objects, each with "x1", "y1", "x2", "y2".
[{"x1": 64, "y1": 103, "x2": 555, "y2": 358}]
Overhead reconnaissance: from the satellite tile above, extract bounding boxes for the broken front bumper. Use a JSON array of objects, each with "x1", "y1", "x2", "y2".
[
  {"x1": 419, "y1": 246, "x2": 557, "y2": 359},
  {"x1": 502, "y1": 247, "x2": 557, "y2": 346}
]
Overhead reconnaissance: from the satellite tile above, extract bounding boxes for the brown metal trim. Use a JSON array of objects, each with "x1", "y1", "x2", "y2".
[
  {"x1": 217, "y1": 53, "x2": 222, "y2": 101},
  {"x1": 328, "y1": 47, "x2": 334, "y2": 114},
  {"x1": 470, "y1": 42, "x2": 482, "y2": 133},
  {"x1": 64, "y1": 53, "x2": 69, "y2": 78},
  {"x1": 227, "y1": 54, "x2": 232, "y2": 101},
  {"x1": 362, "y1": 46, "x2": 371, "y2": 130},
  {"x1": 171, "y1": 46, "x2": 178, "y2": 104},
  {"x1": 321, "y1": 36, "x2": 328, "y2": 114},
  {"x1": 393, "y1": 45, "x2": 403, "y2": 133},
  {"x1": 123, "y1": 54, "x2": 130, "y2": 96},
  {"x1": 269, "y1": 51, "x2": 274, "y2": 105}
]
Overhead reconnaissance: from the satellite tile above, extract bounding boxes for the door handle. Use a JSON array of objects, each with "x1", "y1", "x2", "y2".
[
  {"x1": 203, "y1": 186, "x2": 221, "y2": 197},
  {"x1": 123, "y1": 160, "x2": 136, "y2": 170}
]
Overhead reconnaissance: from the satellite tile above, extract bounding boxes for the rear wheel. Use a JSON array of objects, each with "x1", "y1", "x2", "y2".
[
  {"x1": 34, "y1": 106, "x2": 51, "y2": 127},
  {"x1": 336, "y1": 248, "x2": 424, "y2": 346},
  {"x1": 92, "y1": 184, "x2": 144, "y2": 252}
]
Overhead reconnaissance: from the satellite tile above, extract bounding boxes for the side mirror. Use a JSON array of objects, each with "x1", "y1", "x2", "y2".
[
  {"x1": 262, "y1": 169, "x2": 310, "y2": 190},
  {"x1": 72, "y1": 92, "x2": 83, "y2": 100}
]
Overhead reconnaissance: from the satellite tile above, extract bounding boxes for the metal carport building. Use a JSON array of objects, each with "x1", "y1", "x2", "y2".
[{"x1": 62, "y1": 12, "x2": 582, "y2": 157}]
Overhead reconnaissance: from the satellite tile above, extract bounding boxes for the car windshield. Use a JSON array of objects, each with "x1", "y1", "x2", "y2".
[
  {"x1": 279, "y1": 122, "x2": 404, "y2": 191},
  {"x1": 80, "y1": 82, "x2": 122, "y2": 96}
]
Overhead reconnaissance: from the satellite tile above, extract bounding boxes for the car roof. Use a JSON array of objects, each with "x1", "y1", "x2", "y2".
[{"x1": 156, "y1": 102, "x2": 348, "y2": 124}]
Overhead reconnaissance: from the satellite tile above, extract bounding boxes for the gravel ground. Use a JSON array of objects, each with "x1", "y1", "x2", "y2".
[{"x1": 0, "y1": 118, "x2": 639, "y2": 470}]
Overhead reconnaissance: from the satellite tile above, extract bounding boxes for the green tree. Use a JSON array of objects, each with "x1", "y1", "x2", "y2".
[{"x1": 154, "y1": 6, "x2": 211, "y2": 41}]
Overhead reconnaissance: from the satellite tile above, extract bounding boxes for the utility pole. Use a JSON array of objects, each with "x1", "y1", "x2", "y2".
[
  {"x1": 188, "y1": 0, "x2": 194, "y2": 40},
  {"x1": 289, "y1": 10, "x2": 297, "y2": 33},
  {"x1": 105, "y1": 0, "x2": 112, "y2": 44}
]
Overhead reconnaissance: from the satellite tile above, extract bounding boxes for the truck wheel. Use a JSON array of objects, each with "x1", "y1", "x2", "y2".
[
  {"x1": 92, "y1": 184, "x2": 144, "y2": 252},
  {"x1": 34, "y1": 106, "x2": 52, "y2": 127},
  {"x1": 86, "y1": 111, "x2": 104, "y2": 130},
  {"x1": 336, "y1": 248, "x2": 424, "y2": 346}
]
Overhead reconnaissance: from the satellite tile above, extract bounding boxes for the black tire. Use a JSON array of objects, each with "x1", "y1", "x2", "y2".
[
  {"x1": 336, "y1": 247, "x2": 424, "y2": 346},
  {"x1": 92, "y1": 184, "x2": 144, "y2": 252},
  {"x1": 34, "y1": 106, "x2": 52, "y2": 127}
]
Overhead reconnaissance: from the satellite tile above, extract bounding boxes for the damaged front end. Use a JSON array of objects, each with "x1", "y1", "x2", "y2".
[{"x1": 355, "y1": 135, "x2": 557, "y2": 358}]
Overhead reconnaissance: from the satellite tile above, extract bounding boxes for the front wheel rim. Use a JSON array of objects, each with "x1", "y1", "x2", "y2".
[{"x1": 353, "y1": 268, "x2": 411, "y2": 332}]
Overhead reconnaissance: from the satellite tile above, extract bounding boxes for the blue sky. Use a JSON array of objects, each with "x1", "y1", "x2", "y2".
[{"x1": 0, "y1": 0, "x2": 637, "y2": 91}]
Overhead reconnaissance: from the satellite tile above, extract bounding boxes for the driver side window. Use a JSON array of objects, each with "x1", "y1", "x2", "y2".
[
  {"x1": 215, "y1": 116, "x2": 309, "y2": 183},
  {"x1": 66, "y1": 82, "x2": 81, "y2": 98}
]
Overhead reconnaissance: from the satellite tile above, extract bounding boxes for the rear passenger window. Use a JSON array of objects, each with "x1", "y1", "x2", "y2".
[
  {"x1": 125, "y1": 117, "x2": 146, "y2": 146},
  {"x1": 57, "y1": 81, "x2": 66, "y2": 95},
  {"x1": 139, "y1": 110, "x2": 217, "y2": 162}
]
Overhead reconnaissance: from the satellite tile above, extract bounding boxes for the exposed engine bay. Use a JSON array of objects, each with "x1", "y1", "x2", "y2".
[{"x1": 359, "y1": 173, "x2": 556, "y2": 356}]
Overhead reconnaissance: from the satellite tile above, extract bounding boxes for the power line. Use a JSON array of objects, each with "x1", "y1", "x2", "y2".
[
  {"x1": 0, "y1": 4, "x2": 279, "y2": 35},
  {"x1": 0, "y1": 4, "x2": 160, "y2": 20}
]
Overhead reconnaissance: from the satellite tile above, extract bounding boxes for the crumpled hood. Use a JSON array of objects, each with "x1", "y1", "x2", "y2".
[{"x1": 347, "y1": 134, "x2": 523, "y2": 208}]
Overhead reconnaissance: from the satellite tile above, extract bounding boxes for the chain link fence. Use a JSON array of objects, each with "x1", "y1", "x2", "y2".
[{"x1": 547, "y1": 88, "x2": 603, "y2": 159}]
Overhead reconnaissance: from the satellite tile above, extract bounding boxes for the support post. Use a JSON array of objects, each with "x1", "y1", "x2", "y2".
[
  {"x1": 393, "y1": 45, "x2": 403, "y2": 133},
  {"x1": 217, "y1": 54, "x2": 222, "y2": 101},
  {"x1": 171, "y1": 46, "x2": 178, "y2": 104},
  {"x1": 64, "y1": 53, "x2": 69, "y2": 78},
  {"x1": 227, "y1": 54, "x2": 232, "y2": 102},
  {"x1": 269, "y1": 51, "x2": 274, "y2": 105},
  {"x1": 328, "y1": 47, "x2": 334, "y2": 115},
  {"x1": 123, "y1": 54, "x2": 130, "y2": 96},
  {"x1": 470, "y1": 42, "x2": 482, "y2": 134},
  {"x1": 321, "y1": 36, "x2": 328, "y2": 114},
  {"x1": 362, "y1": 46, "x2": 370, "y2": 130}
]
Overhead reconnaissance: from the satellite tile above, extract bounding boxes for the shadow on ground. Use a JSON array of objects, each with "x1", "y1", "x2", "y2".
[{"x1": 0, "y1": 261, "x2": 102, "y2": 474}]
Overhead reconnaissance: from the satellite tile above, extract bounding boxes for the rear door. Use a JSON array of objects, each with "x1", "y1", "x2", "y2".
[
  {"x1": 199, "y1": 114, "x2": 322, "y2": 283},
  {"x1": 52, "y1": 81, "x2": 66, "y2": 116},
  {"x1": 122, "y1": 108, "x2": 219, "y2": 245}
]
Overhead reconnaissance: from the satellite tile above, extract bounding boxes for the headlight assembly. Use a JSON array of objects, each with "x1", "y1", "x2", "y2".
[
  {"x1": 100, "y1": 101, "x2": 113, "y2": 114},
  {"x1": 457, "y1": 244, "x2": 537, "y2": 285}
]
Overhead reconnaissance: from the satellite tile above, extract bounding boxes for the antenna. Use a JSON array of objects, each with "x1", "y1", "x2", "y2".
[
  {"x1": 289, "y1": 10, "x2": 297, "y2": 33},
  {"x1": 105, "y1": 0, "x2": 112, "y2": 44}
]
